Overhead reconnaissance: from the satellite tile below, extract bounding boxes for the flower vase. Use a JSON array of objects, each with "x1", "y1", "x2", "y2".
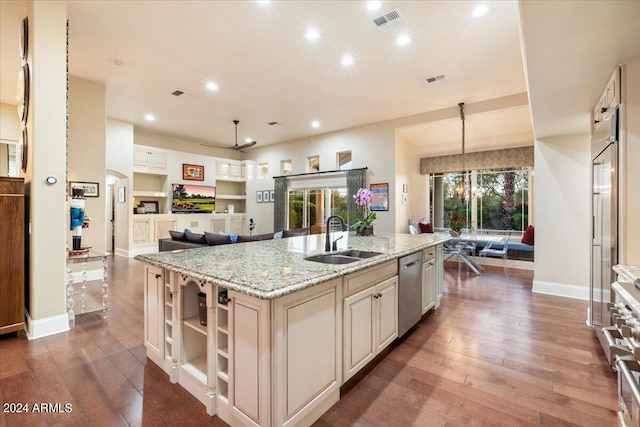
[
  {"x1": 357, "y1": 225, "x2": 374, "y2": 236},
  {"x1": 449, "y1": 229, "x2": 461, "y2": 237}
]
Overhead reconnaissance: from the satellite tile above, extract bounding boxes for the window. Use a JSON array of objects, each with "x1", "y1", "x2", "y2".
[
  {"x1": 307, "y1": 155, "x2": 319, "y2": 172},
  {"x1": 281, "y1": 160, "x2": 292, "y2": 175},
  {"x1": 258, "y1": 163, "x2": 269, "y2": 178},
  {"x1": 476, "y1": 168, "x2": 529, "y2": 231},
  {"x1": 429, "y1": 167, "x2": 530, "y2": 233},
  {"x1": 337, "y1": 151, "x2": 352, "y2": 170}
]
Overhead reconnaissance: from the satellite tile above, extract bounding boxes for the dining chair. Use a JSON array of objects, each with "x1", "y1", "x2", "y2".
[{"x1": 479, "y1": 230, "x2": 513, "y2": 276}]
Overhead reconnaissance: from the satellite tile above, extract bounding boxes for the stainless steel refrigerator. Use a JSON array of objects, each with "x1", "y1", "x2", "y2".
[{"x1": 589, "y1": 99, "x2": 619, "y2": 346}]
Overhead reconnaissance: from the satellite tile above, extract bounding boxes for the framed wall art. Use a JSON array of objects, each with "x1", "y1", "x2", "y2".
[
  {"x1": 69, "y1": 181, "x2": 99, "y2": 197},
  {"x1": 263, "y1": 190, "x2": 269, "y2": 203},
  {"x1": 269, "y1": 190, "x2": 275, "y2": 202},
  {"x1": 117, "y1": 186, "x2": 126, "y2": 203},
  {"x1": 183, "y1": 164, "x2": 204, "y2": 181},
  {"x1": 141, "y1": 200, "x2": 159, "y2": 214},
  {"x1": 370, "y1": 183, "x2": 389, "y2": 211},
  {"x1": 256, "y1": 191, "x2": 263, "y2": 203}
]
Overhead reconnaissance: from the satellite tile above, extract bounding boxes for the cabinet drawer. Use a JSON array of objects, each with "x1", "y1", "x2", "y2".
[
  {"x1": 423, "y1": 247, "x2": 436, "y2": 262},
  {"x1": 344, "y1": 260, "x2": 397, "y2": 296}
]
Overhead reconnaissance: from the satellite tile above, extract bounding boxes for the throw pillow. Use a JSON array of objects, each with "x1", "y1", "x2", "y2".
[
  {"x1": 521, "y1": 225, "x2": 535, "y2": 245},
  {"x1": 419, "y1": 222, "x2": 434, "y2": 233},
  {"x1": 185, "y1": 231, "x2": 206, "y2": 243},
  {"x1": 273, "y1": 231, "x2": 284, "y2": 239},
  {"x1": 169, "y1": 230, "x2": 186, "y2": 241},
  {"x1": 204, "y1": 232, "x2": 231, "y2": 246},
  {"x1": 237, "y1": 233, "x2": 274, "y2": 242}
]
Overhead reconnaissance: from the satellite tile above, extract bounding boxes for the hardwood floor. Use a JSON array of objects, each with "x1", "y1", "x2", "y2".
[{"x1": 0, "y1": 257, "x2": 617, "y2": 426}]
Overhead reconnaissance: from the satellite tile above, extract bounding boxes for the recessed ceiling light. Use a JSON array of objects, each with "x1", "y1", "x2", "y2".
[
  {"x1": 245, "y1": 138, "x2": 252, "y2": 143},
  {"x1": 311, "y1": 120, "x2": 320, "y2": 128},
  {"x1": 305, "y1": 29, "x2": 319, "y2": 40},
  {"x1": 472, "y1": 5, "x2": 488, "y2": 17},
  {"x1": 396, "y1": 35, "x2": 410, "y2": 45},
  {"x1": 144, "y1": 114, "x2": 155, "y2": 122},
  {"x1": 367, "y1": 1, "x2": 382, "y2": 11},
  {"x1": 341, "y1": 55, "x2": 354, "y2": 66},
  {"x1": 206, "y1": 81, "x2": 219, "y2": 91}
]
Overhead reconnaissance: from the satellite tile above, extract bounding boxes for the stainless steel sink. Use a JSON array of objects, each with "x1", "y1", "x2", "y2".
[
  {"x1": 338, "y1": 250, "x2": 383, "y2": 259},
  {"x1": 305, "y1": 254, "x2": 361, "y2": 264},
  {"x1": 304, "y1": 250, "x2": 383, "y2": 264}
]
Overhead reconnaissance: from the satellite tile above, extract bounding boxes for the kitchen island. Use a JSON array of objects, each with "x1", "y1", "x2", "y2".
[{"x1": 136, "y1": 232, "x2": 449, "y2": 426}]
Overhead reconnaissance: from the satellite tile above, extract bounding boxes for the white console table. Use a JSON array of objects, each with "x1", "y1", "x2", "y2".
[{"x1": 66, "y1": 250, "x2": 108, "y2": 326}]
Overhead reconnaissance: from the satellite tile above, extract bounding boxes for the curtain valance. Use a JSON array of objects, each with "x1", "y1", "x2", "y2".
[{"x1": 419, "y1": 146, "x2": 534, "y2": 175}]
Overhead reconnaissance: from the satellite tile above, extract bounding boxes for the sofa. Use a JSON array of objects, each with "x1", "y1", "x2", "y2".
[{"x1": 158, "y1": 227, "x2": 310, "y2": 252}]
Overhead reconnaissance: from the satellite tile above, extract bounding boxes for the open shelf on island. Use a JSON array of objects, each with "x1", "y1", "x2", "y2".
[
  {"x1": 181, "y1": 355, "x2": 207, "y2": 385},
  {"x1": 183, "y1": 316, "x2": 207, "y2": 336}
]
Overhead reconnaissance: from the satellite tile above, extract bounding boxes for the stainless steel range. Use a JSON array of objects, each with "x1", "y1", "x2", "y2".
[{"x1": 607, "y1": 269, "x2": 640, "y2": 427}]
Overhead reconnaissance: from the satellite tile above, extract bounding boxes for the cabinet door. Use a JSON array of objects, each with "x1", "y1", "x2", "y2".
[
  {"x1": 376, "y1": 276, "x2": 398, "y2": 353},
  {"x1": 229, "y1": 161, "x2": 241, "y2": 178},
  {"x1": 343, "y1": 286, "x2": 375, "y2": 381},
  {"x1": 133, "y1": 218, "x2": 151, "y2": 244},
  {"x1": 155, "y1": 219, "x2": 176, "y2": 240},
  {"x1": 228, "y1": 216, "x2": 245, "y2": 235},
  {"x1": 210, "y1": 218, "x2": 226, "y2": 233},
  {"x1": 217, "y1": 160, "x2": 230, "y2": 178},
  {"x1": 148, "y1": 151, "x2": 167, "y2": 171},
  {"x1": 144, "y1": 265, "x2": 164, "y2": 362},
  {"x1": 133, "y1": 148, "x2": 149, "y2": 168},
  {"x1": 422, "y1": 261, "x2": 435, "y2": 314},
  {"x1": 230, "y1": 291, "x2": 270, "y2": 426}
]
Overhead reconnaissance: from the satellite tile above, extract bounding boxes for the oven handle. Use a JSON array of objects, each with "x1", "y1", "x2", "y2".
[{"x1": 618, "y1": 357, "x2": 640, "y2": 403}]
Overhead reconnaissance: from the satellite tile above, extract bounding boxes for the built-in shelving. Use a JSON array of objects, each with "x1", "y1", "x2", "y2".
[
  {"x1": 216, "y1": 288, "x2": 231, "y2": 424},
  {"x1": 181, "y1": 280, "x2": 208, "y2": 386}
]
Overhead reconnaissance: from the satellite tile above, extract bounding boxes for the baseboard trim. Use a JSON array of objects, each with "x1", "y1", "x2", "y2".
[
  {"x1": 25, "y1": 311, "x2": 69, "y2": 340},
  {"x1": 114, "y1": 248, "x2": 130, "y2": 258},
  {"x1": 532, "y1": 279, "x2": 591, "y2": 300}
]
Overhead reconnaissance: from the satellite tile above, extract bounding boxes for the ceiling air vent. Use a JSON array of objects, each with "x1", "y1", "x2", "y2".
[
  {"x1": 372, "y1": 9, "x2": 405, "y2": 33},
  {"x1": 426, "y1": 75, "x2": 447, "y2": 84}
]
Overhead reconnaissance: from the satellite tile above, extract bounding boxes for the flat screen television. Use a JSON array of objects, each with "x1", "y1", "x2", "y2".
[{"x1": 172, "y1": 184, "x2": 216, "y2": 213}]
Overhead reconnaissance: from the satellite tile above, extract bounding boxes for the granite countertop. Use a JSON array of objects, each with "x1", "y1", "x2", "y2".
[
  {"x1": 135, "y1": 232, "x2": 450, "y2": 299},
  {"x1": 614, "y1": 264, "x2": 640, "y2": 283}
]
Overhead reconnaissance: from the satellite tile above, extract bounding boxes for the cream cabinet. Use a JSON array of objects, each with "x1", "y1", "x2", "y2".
[
  {"x1": 343, "y1": 275, "x2": 398, "y2": 382},
  {"x1": 216, "y1": 159, "x2": 242, "y2": 181},
  {"x1": 228, "y1": 289, "x2": 271, "y2": 426},
  {"x1": 133, "y1": 217, "x2": 151, "y2": 244},
  {"x1": 422, "y1": 247, "x2": 436, "y2": 314},
  {"x1": 133, "y1": 146, "x2": 168, "y2": 173},
  {"x1": 435, "y1": 244, "x2": 444, "y2": 308},
  {"x1": 144, "y1": 265, "x2": 165, "y2": 365},
  {"x1": 210, "y1": 214, "x2": 246, "y2": 235}
]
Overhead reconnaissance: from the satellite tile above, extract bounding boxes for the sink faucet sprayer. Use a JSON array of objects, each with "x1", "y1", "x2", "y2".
[{"x1": 325, "y1": 215, "x2": 346, "y2": 252}]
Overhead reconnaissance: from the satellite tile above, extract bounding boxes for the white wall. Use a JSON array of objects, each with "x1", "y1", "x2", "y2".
[
  {"x1": 532, "y1": 133, "x2": 591, "y2": 299},
  {"x1": 68, "y1": 76, "x2": 107, "y2": 253},
  {"x1": 245, "y1": 122, "x2": 399, "y2": 234},
  {"x1": 106, "y1": 119, "x2": 134, "y2": 254}
]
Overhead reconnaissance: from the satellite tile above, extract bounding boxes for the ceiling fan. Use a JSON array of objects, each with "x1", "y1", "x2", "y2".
[
  {"x1": 229, "y1": 119, "x2": 256, "y2": 151},
  {"x1": 200, "y1": 119, "x2": 257, "y2": 152}
]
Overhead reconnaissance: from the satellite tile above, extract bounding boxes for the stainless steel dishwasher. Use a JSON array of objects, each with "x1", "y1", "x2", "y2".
[{"x1": 398, "y1": 252, "x2": 422, "y2": 337}]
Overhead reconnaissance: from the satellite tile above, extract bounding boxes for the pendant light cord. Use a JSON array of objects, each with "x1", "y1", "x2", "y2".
[{"x1": 459, "y1": 102, "x2": 466, "y2": 202}]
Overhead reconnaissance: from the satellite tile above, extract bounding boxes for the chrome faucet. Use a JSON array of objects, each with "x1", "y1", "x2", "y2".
[{"x1": 325, "y1": 215, "x2": 346, "y2": 252}]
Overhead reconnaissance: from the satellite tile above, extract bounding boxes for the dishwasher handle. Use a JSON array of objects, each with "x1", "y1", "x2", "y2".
[{"x1": 402, "y1": 260, "x2": 419, "y2": 269}]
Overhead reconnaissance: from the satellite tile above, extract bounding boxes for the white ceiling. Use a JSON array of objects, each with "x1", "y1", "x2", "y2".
[{"x1": 1, "y1": 1, "x2": 639, "y2": 154}]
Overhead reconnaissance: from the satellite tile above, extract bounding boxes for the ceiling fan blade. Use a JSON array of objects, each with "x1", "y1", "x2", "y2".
[{"x1": 236, "y1": 140, "x2": 257, "y2": 150}]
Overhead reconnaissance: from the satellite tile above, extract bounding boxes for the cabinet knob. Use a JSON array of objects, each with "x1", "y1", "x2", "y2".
[
  {"x1": 155, "y1": 274, "x2": 161, "y2": 279},
  {"x1": 601, "y1": 107, "x2": 608, "y2": 114}
]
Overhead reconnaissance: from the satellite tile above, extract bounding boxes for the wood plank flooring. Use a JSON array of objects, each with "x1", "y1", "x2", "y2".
[{"x1": 0, "y1": 256, "x2": 618, "y2": 426}]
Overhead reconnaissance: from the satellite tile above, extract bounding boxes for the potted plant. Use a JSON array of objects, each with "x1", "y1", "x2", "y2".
[
  {"x1": 448, "y1": 213, "x2": 468, "y2": 236},
  {"x1": 351, "y1": 188, "x2": 377, "y2": 236}
]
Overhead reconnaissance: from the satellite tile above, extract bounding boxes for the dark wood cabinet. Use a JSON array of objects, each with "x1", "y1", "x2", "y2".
[{"x1": 0, "y1": 177, "x2": 25, "y2": 335}]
